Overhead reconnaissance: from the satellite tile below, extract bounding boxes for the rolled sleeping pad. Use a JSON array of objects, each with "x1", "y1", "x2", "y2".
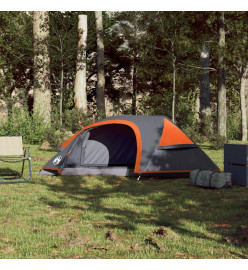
[{"x1": 190, "y1": 169, "x2": 232, "y2": 189}]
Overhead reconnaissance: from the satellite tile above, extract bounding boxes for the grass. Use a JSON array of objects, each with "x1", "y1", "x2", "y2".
[{"x1": 0, "y1": 144, "x2": 247, "y2": 259}]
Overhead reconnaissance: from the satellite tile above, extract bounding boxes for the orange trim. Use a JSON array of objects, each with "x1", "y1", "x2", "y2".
[
  {"x1": 159, "y1": 118, "x2": 194, "y2": 146},
  {"x1": 66, "y1": 153, "x2": 70, "y2": 158},
  {"x1": 42, "y1": 167, "x2": 62, "y2": 175},
  {"x1": 61, "y1": 132, "x2": 81, "y2": 149}
]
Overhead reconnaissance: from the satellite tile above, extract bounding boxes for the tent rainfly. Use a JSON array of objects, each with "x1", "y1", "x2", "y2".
[{"x1": 40, "y1": 115, "x2": 220, "y2": 177}]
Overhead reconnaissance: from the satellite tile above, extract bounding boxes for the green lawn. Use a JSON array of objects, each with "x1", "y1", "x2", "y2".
[{"x1": 0, "y1": 144, "x2": 247, "y2": 259}]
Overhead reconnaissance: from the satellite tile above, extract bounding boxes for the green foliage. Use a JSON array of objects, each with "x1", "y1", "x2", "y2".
[
  {"x1": 45, "y1": 108, "x2": 95, "y2": 149},
  {"x1": 0, "y1": 12, "x2": 33, "y2": 102},
  {"x1": 45, "y1": 129, "x2": 73, "y2": 150},
  {"x1": 139, "y1": 92, "x2": 172, "y2": 116},
  {"x1": 176, "y1": 91, "x2": 197, "y2": 125},
  {"x1": 209, "y1": 134, "x2": 229, "y2": 150},
  {"x1": 181, "y1": 122, "x2": 205, "y2": 144},
  {"x1": 227, "y1": 109, "x2": 242, "y2": 140},
  {"x1": 62, "y1": 109, "x2": 94, "y2": 133},
  {"x1": 0, "y1": 107, "x2": 47, "y2": 144}
]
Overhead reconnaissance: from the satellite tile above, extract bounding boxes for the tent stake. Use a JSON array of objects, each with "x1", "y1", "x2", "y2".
[{"x1": 137, "y1": 174, "x2": 142, "y2": 181}]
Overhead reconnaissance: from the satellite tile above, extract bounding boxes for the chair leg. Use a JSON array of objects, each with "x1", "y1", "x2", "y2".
[{"x1": 0, "y1": 148, "x2": 32, "y2": 184}]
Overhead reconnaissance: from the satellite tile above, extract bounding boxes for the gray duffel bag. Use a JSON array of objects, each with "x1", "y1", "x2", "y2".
[{"x1": 190, "y1": 170, "x2": 232, "y2": 189}]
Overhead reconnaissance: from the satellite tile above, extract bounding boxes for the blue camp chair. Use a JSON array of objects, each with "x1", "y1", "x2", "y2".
[{"x1": 0, "y1": 134, "x2": 31, "y2": 183}]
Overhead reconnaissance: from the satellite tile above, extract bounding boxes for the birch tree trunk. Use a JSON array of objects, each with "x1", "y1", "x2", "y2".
[
  {"x1": 240, "y1": 66, "x2": 248, "y2": 141},
  {"x1": 95, "y1": 11, "x2": 106, "y2": 116},
  {"x1": 74, "y1": 15, "x2": 87, "y2": 112},
  {"x1": 33, "y1": 11, "x2": 51, "y2": 123},
  {"x1": 200, "y1": 41, "x2": 211, "y2": 117},
  {"x1": 195, "y1": 91, "x2": 200, "y2": 122},
  {"x1": 217, "y1": 12, "x2": 227, "y2": 137}
]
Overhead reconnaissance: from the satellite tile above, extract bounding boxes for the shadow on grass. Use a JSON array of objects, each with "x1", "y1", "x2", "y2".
[{"x1": 38, "y1": 174, "x2": 248, "y2": 249}]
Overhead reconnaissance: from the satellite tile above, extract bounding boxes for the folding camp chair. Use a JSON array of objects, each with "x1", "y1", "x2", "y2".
[{"x1": 0, "y1": 134, "x2": 31, "y2": 183}]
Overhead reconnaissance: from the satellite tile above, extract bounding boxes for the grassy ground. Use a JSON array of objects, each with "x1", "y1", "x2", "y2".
[{"x1": 0, "y1": 144, "x2": 247, "y2": 259}]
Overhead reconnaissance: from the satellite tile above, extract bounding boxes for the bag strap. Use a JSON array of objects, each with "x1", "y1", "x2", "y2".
[
  {"x1": 194, "y1": 169, "x2": 202, "y2": 185},
  {"x1": 208, "y1": 171, "x2": 216, "y2": 188}
]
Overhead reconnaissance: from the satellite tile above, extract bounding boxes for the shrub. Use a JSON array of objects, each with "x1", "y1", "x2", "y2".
[
  {"x1": 0, "y1": 107, "x2": 47, "y2": 144},
  {"x1": 227, "y1": 109, "x2": 241, "y2": 140},
  {"x1": 45, "y1": 108, "x2": 95, "y2": 149},
  {"x1": 45, "y1": 128, "x2": 73, "y2": 150},
  {"x1": 209, "y1": 134, "x2": 228, "y2": 150},
  {"x1": 181, "y1": 122, "x2": 205, "y2": 144},
  {"x1": 62, "y1": 109, "x2": 93, "y2": 133}
]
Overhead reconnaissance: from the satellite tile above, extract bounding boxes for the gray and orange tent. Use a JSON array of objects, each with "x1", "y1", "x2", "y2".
[{"x1": 40, "y1": 115, "x2": 219, "y2": 177}]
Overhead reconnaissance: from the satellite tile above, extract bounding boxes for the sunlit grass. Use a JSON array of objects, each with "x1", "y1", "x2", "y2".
[{"x1": 0, "y1": 144, "x2": 247, "y2": 258}]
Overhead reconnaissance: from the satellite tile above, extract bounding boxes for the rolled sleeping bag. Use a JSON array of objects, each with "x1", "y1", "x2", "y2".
[{"x1": 190, "y1": 169, "x2": 232, "y2": 189}]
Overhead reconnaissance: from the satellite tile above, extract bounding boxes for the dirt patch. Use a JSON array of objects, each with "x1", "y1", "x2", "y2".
[
  {"x1": 154, "y1": 226, "x2": 181, "y2": 240},
  {"x1": 106, "y1": 231, "x2": 118, "y2": 241},
  {"x1": 32, "y1": 157, "x2": 51, "y2": 161},
  {"x1": 1, "y1": 218, "x2": 11, "y2": 226},
  {"x1": 48, "y1": 219, "x2": 81, "y2": 240},
  {"x1": 58, "y1": 235, "x2": 92, "y2": 248},
  {"x1": 1, "y1": 217, "x2": 28, "y2": 229},
  {"x1": 131, "y1": 243, "x2": 140, "y2": 251},
  {"x1": 145, "y1": 237, "x2": 165, "y2": 252},
  {"x1": 214, "y1": 217, "x2": 242, "y2": 231},
  {"x1": 0, "y1": 234, "x2": 11, "y2": 244},
  {"x1": 0, "y1": 246, "x2": 15, "y2": 255},
  {"x1": 224, "y1": 225, "x2": 248, "y2": 245}
]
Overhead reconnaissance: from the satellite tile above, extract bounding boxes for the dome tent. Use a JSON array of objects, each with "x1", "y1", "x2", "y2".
[{"x1": 40, "y1": 115, "x2": 219, "y2": 177}]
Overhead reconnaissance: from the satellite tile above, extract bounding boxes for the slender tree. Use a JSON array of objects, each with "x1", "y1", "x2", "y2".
[
  {"x1": 200, "y1": 41, "x2": 211, "y2": 117},
  {"x1": 74, "y1": 14, "x2": 88, "y2": 112},
  {"x1": 95, "y1": 11, "x2": 106, "y2": 116},
  {"x1": 217, "y1": 11, "x2": 227, "y2": 137},
  {"x1": 33, "y1": 11, "x2": 51, "y2": 123},
  {"x1": 240, "y1": 66, "x2": 248, "y2": 140}
]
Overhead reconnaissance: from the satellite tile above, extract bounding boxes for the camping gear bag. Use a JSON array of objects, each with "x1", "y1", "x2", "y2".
[{"x1": 190, "y1": 170, "x2": 232, "y2": 189}]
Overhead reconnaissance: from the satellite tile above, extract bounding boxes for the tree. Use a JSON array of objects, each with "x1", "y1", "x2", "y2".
[
  {"x1": 225, "y1": 11, "x2": 248, "y2": 141},
  {"x1": 0, "y1": 12, "x2": 33, "y2": 117},
  {"x1": 74, "y1": 14, "x2": 88, "y2": 112},
  {"x1": 95, "y1": 11, "x2": 106, "y2": 116},
  {"x1": 33, "y1": 11, "x2": 51, "y2": 123},
  {"x1": 217, "y1": 11, "x2": 227, "y2": 137},
  {"x1": 240, "y1": 66, "x2": 248, "y2": 141},
  {"x1": 200, "y1": 41, "x2": 211, "y2": 117},
  {"x1": 142, "y1": 12, "x2": 198, "y2": 122},
  {"x1": 49, "y1": 12, "x2": 78, "y2": 124}
]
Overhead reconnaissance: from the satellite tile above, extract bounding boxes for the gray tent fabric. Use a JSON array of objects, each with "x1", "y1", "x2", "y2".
[{"x1": 40, "y1": 115, "x2": 219, "y2": 176}]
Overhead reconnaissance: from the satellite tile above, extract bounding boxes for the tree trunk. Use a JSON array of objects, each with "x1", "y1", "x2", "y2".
[
  {"x1": 195, "y1": 91, "x2": 200, "y2": 122},
  {"x1": 200, "y1": 41, "x2": 211, "y2": 117},
  {"x1": 33, "y1": 11, "x2": 51, "y2": 123},
  {"x1": 240, "y1": 66, "x2": 248, "y2": 141},
  {"x1": 131, "y1": 64, "x2": 137, "y2": 115},
  {"x1": 172, "y1": 56, "x2": 176, "y2": 123},
  {"x1": 59, "y1": 63, "x2": 64, "y2": 125},
  {"x1": 95, "y1": 11, "x2": 106, "y2": 116},
  {"x1": 74, "y1": 15, "x2": 88, "y2": 112},
  {"x1": 217, "y1": 12, "x2": 227, "y2": 137}
]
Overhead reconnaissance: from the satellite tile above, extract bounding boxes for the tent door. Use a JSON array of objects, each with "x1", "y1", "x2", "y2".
[{"x1": 80, "y1": 124, "x2": 137, "y2": 167}]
